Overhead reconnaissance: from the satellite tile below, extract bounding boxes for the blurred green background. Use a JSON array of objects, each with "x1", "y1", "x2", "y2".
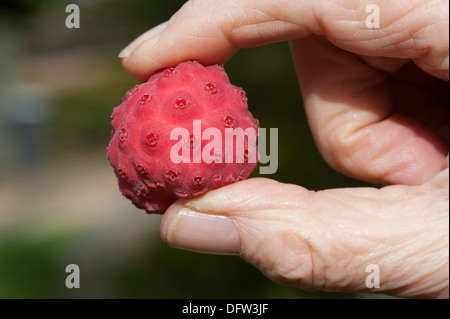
[{"x1": 0, "y1": 0, "x2": 385, "y2": 298}]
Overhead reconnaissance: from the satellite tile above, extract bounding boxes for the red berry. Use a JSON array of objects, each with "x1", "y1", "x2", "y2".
[{"x1": 107, "y1": 61, "x2": 259, "y2": 214}]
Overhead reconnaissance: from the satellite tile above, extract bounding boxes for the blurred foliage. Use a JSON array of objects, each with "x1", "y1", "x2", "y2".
[
  {"x1": 52, "y1": 62, "x2": 133, "y2": 150},
  {"x1": 0, "y1": 223, "x2": 79, "y2": 298},
  {"x1": 0, "y1": 224, "x2": 377, "y2": 299},
  {"x1": 0, "y1": 0, "x2": 44, "y2": 15},
  {"x1": 112, "y1": 237, "x2": 357, "y2": 299}
]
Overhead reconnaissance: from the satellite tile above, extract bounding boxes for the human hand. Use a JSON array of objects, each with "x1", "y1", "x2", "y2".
[{"x1": 119, "y1": 0, "x2": 449, "y2": 298}]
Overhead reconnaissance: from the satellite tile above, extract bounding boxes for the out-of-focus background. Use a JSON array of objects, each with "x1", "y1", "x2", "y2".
[{"x1": 0, "y1": 0, "x2": 385, "y2": 298}]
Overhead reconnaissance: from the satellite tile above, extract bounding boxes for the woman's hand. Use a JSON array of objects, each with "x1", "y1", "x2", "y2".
[{"x1": 120, "y1": 0, "x2": 449, "y2": 298}]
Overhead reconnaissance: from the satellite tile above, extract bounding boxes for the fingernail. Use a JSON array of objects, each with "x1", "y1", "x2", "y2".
[
  {"x1": 119, "y1": 21, "x2": 168, "y2": 58},
  {"x1": 165, "y1": 208, "x2": 241, "y2": 255}
]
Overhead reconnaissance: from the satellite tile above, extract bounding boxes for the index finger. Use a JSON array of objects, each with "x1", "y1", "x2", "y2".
[{"x1": 121, "y1": 0, "x2": 448, "y2": 81}]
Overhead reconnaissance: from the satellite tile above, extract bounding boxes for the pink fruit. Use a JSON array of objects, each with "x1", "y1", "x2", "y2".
[{"x1": 107, "y1": 61, "x2": 259, "y2": 214}]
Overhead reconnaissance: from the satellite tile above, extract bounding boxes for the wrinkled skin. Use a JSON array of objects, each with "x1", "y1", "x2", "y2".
[{"x1": 120, "y1": 0, "x2": 449, "y2": 298}]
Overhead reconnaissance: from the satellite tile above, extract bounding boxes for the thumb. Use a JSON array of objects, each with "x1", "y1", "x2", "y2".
[{"x1": 160, "y1": 177, "x2": 449, "y2": 298}]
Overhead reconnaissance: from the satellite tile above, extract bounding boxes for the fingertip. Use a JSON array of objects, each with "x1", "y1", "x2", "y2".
[
  {"x1": 118, "y1": 48, "x2": 131, "y2": 59},
  {"x1": 122, "y1": 32, "x2": 237, "y2": 81},
  {"x1": 121, "y1": 36, "x2": 165, "y2": 81},
  {"x1": 119, "y1": 21, "x2": 169, "y2": 59},
  {"x1": 160, "y1": 202, "x2": 241, "y2": 255}
]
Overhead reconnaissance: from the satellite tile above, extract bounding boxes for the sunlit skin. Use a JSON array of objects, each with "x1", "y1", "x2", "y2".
[{"x1": 120, "y1": 0, "x2": 449, "y2": 298}]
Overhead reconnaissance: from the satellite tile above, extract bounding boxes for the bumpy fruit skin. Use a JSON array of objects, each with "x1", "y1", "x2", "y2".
[{"x1": 107, "y1": 61, "x2": 259, "y2": 214}]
